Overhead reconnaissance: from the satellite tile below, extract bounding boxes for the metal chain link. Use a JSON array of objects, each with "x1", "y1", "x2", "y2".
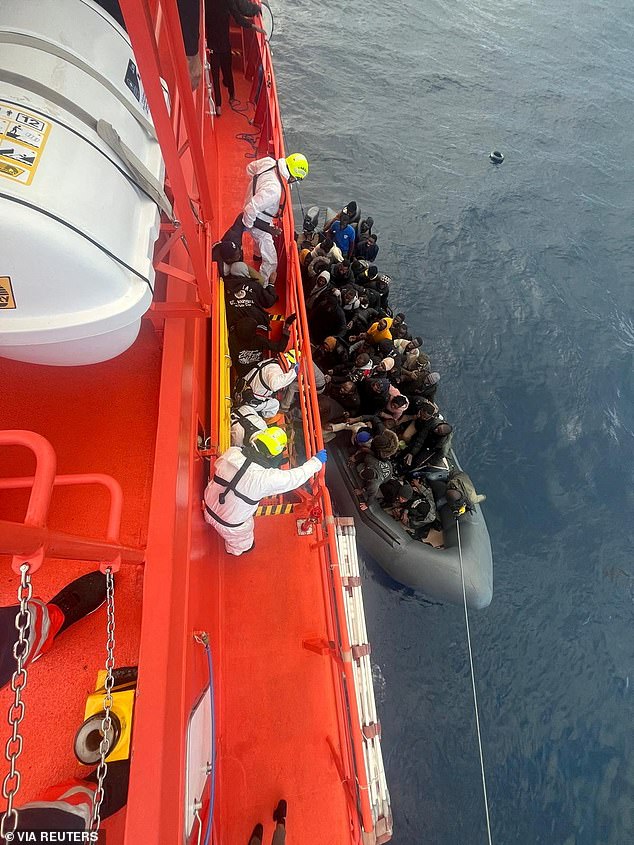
[
  {"x1": 1, "y1": 563, "x2": 32, "y2": 839},
  {"x1": 91, "y1": 568, "x2": 116, "y2": 831}
]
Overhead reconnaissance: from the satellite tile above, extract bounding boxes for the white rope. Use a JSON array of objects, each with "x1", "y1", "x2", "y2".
[{"x1": 456, "y1": 519, "x2": 493, "y2": 845}]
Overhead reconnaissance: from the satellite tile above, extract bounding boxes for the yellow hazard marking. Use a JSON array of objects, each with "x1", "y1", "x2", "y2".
[
  {"x1": 270, "y1": 314, "x2": 284, "y2": 321},
  {"x1": 0, "y1": 103, "x2": 52, "y2": 186},
  {"x1": 0, "y1": 276, "x2": 16, "y2": 309},
  {"x1": 255, "y1": 503, "x2": 295, "y2": 517}
]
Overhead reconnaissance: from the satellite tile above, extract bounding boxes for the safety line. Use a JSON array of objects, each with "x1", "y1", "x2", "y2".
[
  {"x1": 456, "y1": 518, "x2": 493, "y2": 845},
  {"x1": 0, "y1": 191, "x2": 153, "y2": 291},
  {"x1": 0, "y1": 97, "x2": 159, "y2": 208}
]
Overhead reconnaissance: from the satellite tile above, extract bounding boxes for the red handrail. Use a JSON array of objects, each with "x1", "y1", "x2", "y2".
[
  {"x1": 118, "y1": 0, "x2": 213, "y2": 311},
  {"x1": 0, "y1": 432, "x2": 143, "y2": 573},
  {"x1": 249, "y1": 29, "x2": 377, "y2": 838}
]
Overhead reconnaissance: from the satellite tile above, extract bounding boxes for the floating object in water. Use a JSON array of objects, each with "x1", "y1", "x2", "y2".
[{"x1": 489, "y1": 150, "x2": 504, "y2": 164}]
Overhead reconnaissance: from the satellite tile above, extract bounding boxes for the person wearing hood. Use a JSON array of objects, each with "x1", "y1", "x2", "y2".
[
  {"x1": 356, "y1": 216, "x2": 375, "y2": 245},
  {"x1": 306, "y1": 270, "x2": 334, "y2": 310},
  {"x1": 361, "y1": 266, "x2": 391, "y2": 310},
  {"x1": 419, "y1": 371, "x2": 441, "y2": 401},
  {"x1": 241, "y1": 153, "x2": 309, "y2": 283},
  {"x1": 224, "y1": 255, "x2": 278, "y2": 329},
  {"x1": 401, "y1": 477, "x2": 439, "y2": 541},
  {"x1": 204, "y1": 427, "x2": 326, "y2": 554},
  {"x1": 313, "y1": 336, "x2": 348, "y2": 371},
  {"x1": 352, "y1": 432, "x2": 398, "y2": 509},
  {"x1": 358, "y1": 376, "x2": 390, "y2": 415},
  {"x1": 229, "y1": 314, "x2": 296, "y2": 376},
  {"x1": 350, "y1": 259, "x2": 370, "y2": 279},
  {"x1": 371, "y1": 355, "x2": 395, "y2": 377},
  {"x1": 341, "y1": 285, "x2": 361, "y2": 322},
  {"x1": 346, "y1": 296, "x2": 380, "y2": 335},
  {"x1": 379, "y1": 479, "x2": 413, "y2": 519},
  {"x1": 400, "y1": 367, "x2": 440, "y2": 399}
]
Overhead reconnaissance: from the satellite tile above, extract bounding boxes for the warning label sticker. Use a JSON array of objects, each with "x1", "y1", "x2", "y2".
[
  {"x1": 0, "y1": 276, "x2": 16, "y2": 309},
  {"x1": 0, "y1": 103, "x2": 51, "y2": 185}
]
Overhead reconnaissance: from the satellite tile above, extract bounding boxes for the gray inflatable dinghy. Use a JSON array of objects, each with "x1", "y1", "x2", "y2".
[{"x1": 326, "y1": 438, "x2": 493, "y2": 609}]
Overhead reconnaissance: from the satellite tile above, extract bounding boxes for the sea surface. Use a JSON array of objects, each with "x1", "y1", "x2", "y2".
[{"x1": 271, "y1": 1, "x2": 634, "y2": 842}]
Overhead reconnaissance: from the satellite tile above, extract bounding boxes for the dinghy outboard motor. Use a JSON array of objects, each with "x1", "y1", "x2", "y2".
[{"x1": 302, "y1": 206, "x2": 320, "y2": 233}]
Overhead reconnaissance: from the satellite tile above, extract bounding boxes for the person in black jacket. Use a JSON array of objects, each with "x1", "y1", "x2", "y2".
[
  {"x1": 358, "y1": 377, "x2": 390, "y2": 415},
  {"x1": 403, "y1": 421, "x2": 453, "y2": 470},
  {"x1": 331, "y1": 261, "x2": 356, "y2": 288},
  {"x1": 224, "y1": 263, "x2": 278, "y2": 328},
  {"x1": 205, "y1": 0, "x2": 262, "y2": 114},
  {"x1": 355, "y1": 233, "x2": 379, "y2": 262},
  {"x1": 308, "y1": 295, "x2": 347, "y2": 343},
  {"x1": 229, "y1": 314, "x2": 296, "y2": 376}
]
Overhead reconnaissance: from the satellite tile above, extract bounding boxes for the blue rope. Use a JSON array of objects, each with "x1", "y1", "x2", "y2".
[{"x1": 202, "y1": 640, "x2": 216, "y2": 845}]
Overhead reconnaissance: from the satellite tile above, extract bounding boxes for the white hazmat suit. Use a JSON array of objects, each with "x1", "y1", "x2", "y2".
[
  {"x1": 230, "y1": 403, "x2": 270, "y2": 447},
  {"x1": 242, "y1": 156, "x2": 291, "y2": 283},
  {"x1": 204, "y1": 448, "x2": 322, "y2": 555},
  {"x1": 241, "y1": 358, "x2": 297, "y2": 412}
]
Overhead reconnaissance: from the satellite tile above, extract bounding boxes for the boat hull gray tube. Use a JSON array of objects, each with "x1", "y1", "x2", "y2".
[{"x1": 326, "y1": 439, "x2": 493, "y2": 609}]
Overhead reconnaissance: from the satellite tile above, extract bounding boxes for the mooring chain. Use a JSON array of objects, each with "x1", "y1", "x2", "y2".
[
  {"x1": 1, "y1": 563, "x2": 32, "y2": 839},
  {"x1": 91, "y1": 568, "x2": 116, "y2": 831}
]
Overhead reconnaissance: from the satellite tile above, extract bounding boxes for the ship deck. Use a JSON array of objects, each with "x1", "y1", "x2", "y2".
[{"x1": 0, "y1": 53, "x2": 359, "y2": 845}]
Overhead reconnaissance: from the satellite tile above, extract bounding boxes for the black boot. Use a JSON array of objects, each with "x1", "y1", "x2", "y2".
[
  {"x1": 248, "y1": 823, "x2": 263, "y2": 844},
  {"x1": 49, "y1": 571, "x2": 108, "y2": 635},
  {"x1": 273, "y1": 799, "x2": 287, "y2": 825}
]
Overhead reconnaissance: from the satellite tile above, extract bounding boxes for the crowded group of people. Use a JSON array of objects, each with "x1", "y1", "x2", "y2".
[
  {"x1": 208, "y1": 149, "x2": 485, "y2": 554},
  {"x1": 296, "y1": 201, "x2": 485, "y2": 544}
]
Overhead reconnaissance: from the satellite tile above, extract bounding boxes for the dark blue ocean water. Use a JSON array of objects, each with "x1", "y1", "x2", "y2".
[{"x1": 272, "y1": 0, "x2": 634, "y2": 842}]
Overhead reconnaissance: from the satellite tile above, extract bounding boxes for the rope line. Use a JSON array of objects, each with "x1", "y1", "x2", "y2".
[{"x1": 456, "y1": 518, "x2": 493, "y2": 845}]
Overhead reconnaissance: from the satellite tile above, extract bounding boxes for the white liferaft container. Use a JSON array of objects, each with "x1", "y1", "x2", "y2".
[{"x1": 0, "y1": 0, "x2": 167, "y2": 365}]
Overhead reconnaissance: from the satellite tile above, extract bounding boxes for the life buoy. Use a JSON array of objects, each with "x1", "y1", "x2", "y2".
[{"x1": 489, "y1": 150, "x2": 504, "y2": 164}]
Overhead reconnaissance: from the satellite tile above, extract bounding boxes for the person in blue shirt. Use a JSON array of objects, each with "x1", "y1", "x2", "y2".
[{"x1": 328, "y1": 212, "x2": 356, "y2": 258}]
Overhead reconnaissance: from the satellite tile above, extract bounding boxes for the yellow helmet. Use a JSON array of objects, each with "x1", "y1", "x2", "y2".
[
  {"x1": 286, "y1": 153, "x2": 309, "y2": 181},
  {"x1": 251, "y1": 426, "x2": 288, "y2": 458},
  {"x1": 278, "y1": 348, "x2": 299, "y2": 372}
]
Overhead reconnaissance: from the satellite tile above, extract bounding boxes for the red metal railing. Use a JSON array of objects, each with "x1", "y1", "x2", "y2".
[
  {"x1": 0, "y1": 431, "x2": 144, "y2": 573},
  {"x1": 245, "y1": 28, "x2": 377, "y2": 839},
  {"x1": 119, "y1": 0, "x2": 214, "y2": 315}
]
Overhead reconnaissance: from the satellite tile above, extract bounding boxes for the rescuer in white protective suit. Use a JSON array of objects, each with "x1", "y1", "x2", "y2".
[
  {"x1": 242, "y1": 152, "x2": 309, "y2": 283},
  {"x1": 230, "y1": 402, "x2": 275, "y2": 447},
  {"x1": 236, "y1": 350, "x2": 299, "y2": 415},
  {"x1": 203, "y1": 426, "x2": 327, "y2": 555}
]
